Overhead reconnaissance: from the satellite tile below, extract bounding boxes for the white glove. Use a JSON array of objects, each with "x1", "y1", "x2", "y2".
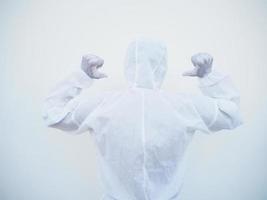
[
  {"x1": 81, "y1": 54, "x2": 107, "y2": 79},
  {"x1": 183, "y1": 53, "x2": 213, "y2": 78}
]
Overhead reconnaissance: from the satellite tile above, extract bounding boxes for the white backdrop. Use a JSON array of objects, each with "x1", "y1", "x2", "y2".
[{"x1": 1, "y1": 0, "x2": 267, "y2": 199}]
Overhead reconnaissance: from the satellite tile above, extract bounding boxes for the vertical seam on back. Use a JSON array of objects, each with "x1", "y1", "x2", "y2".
[{"x1": 141, "y1": 90, "x2": 149, "y2": 200}]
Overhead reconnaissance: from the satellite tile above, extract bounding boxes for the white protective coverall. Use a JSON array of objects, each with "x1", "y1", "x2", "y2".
[{"x1": 42, "y1": 39, "x2": 242, "y2": 200}]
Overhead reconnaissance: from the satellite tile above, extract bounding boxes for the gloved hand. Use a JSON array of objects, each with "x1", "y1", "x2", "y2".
[
  {"x1": 182, "y1": 53, "x2": 213, "y2": 78},
  {"x1": 81, "y1": 54, "x2": 107, "y2": 79}
]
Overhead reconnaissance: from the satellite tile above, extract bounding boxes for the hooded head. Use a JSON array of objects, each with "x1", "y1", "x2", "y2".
[{"x1": 124, "y1": 38, "x2": 167, "y2": 89}]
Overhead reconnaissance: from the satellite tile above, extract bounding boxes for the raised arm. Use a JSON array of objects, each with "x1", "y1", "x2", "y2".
[
  {"x1": 42, "y1": 54, "x2": 107, "y2": 134},
  {"x1": 183, "y1": 53, "x2": 243, "y2": 133}
]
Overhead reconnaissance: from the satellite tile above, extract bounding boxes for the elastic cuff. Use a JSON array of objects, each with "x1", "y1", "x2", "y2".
[
  {"x1": 207, "y1": 101, "x2": 219, "y2": 128},
  {"x1": 71, "y1": 70, "x2": 94, "y2": 88},
  {"x1": 198, "y1": 70, "x2": 227, "y2": 88}
]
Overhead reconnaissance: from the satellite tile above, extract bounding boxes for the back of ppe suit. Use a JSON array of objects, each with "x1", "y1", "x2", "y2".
[{"x1": 42, "y1": 39, "x2": 242, "y2": 200}]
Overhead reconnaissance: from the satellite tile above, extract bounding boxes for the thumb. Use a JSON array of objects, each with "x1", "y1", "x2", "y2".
[
  {"x1": 91, "y1": 68, "x2": 108, "y2": 79},
  {"x1": 97, "y1": 72, "x2": 108, "y2": 79},
  {"x1": 182, "y1": 68, "x2": 198, "y2": 77}
]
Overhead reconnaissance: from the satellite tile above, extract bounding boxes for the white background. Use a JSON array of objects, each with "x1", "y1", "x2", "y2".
[{"x1": 1, "y1": 0, "x2": 267, "y2": 199}]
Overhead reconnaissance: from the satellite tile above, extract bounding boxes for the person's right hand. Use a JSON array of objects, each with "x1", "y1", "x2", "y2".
[
  {"x1": 81, "y1": 54, "x2": 107, "y2": 79},
  {"x1": 182, "y1": 53, "x2": 213, "y2": 78}
]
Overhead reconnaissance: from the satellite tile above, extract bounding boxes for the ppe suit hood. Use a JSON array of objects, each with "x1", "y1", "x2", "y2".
[{"x1": 124, "y1": 38, "x2": 167, "y2": 89}]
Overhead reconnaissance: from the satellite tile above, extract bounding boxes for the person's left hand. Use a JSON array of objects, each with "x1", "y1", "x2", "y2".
[{"x1": 183, "y1": 53, "x2": 213, "y2": 78}]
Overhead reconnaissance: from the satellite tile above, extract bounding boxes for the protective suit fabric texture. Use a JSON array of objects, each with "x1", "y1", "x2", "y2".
[
  {"x1": 124, "y1": 38, "x2": 167, "y2": 89},
  {"x1": 42, "y1": 39, "x2": 242, "y2": 200}
]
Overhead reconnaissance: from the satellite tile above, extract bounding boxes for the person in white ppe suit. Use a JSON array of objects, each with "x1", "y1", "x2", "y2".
[{"x1": 42, "y1": 38, "x2": 242, "y2": 200}]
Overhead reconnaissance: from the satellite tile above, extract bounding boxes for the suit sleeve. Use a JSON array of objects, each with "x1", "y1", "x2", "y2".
[
  {"x1": 42, "y1": 70, "x2": 104, "y2": 134},
  {"x1": 191, "y1": 70, "x2": 243, "y2": 133}
]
